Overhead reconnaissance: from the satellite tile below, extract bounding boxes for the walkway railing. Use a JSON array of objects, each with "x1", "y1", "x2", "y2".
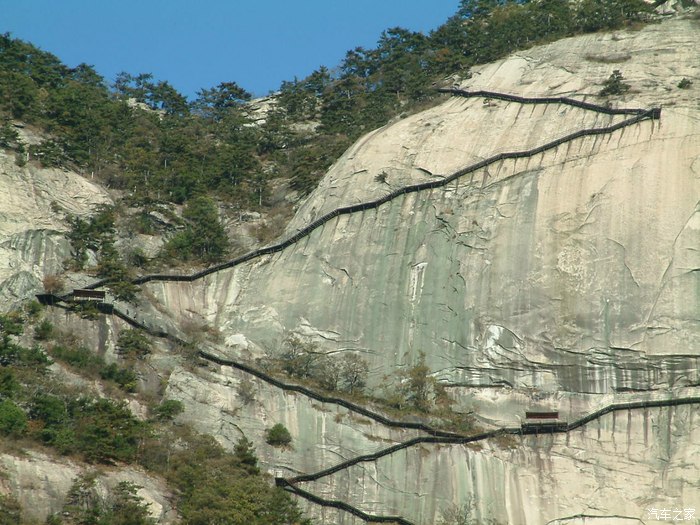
[
  {"x1": 105, "y1": 304, "x2": 700, "y2": 525},
  {"x1": 43, "y1": 89, "x2": 672, "y2": 524},
  {"x1": 80, "y1": 91, "x2": 660, "y2": 291}
]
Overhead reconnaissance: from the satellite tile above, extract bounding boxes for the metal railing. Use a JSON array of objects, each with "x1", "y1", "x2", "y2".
[
  {"x1": 44, "y1": 90, "x2": 669, "y2": 524},
  {"x1": 80, "y1": 91, "x2": 660, "y2": 290}
]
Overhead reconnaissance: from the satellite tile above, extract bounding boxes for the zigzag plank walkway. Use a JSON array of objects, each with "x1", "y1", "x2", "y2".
[
  {"x1": 47, "y1": 90, "x2": 675, "y2": 524},
  {"x1": 92, "y1": 303, "x2": 700, "y2": 525},
  {"x1": 45, "y1": 296, "x2": 700, "y2": 525},
  {"x1": 109, "y1": 300, "x2": 700, "y2": 524},
  {"x1": 81, "y1": 90, "x2": 661, "y2": 291}
]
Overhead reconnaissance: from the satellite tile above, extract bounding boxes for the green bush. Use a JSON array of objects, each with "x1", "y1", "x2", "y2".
[
  {"x1": 30, "y1": 394, "x2": 67, "y2": 426},
  {"x1": 51, "y1": 338, "x2": 141, "y2": 392},
  {"x1": 100, "y1": 363, "x2": 138, "y2": 392},
  {"x1": 0, "y1": 369, "x2": 19, "y2": 397},
  {"x1": 0, "y1": 400, "x2": 27, "y2": 436},
  {"x1": 70, "y1": 301, "x2": 100, "y2": 320},
  {"x1": 28, "y1": 392, "x2": 146, "y2": 462},
  {"x1": 116, "y1": 329, "x2": 152, "y2": 359},
  {"x1": 61, "y1": 476, "x2": 156, "y2": 525},
  {"x1": 0, "y1": 309, "x2": 51, "y2": 370},
  {"x1": 19, "y1": 345, "x2": 52, "y2": 369},
  {"x1": 265, "y1": 423, "x2": 292, "y2": 447},
  {"x1": 95, "y1": 242, "x2": 140, "y2": 303},
  {"x1": 0, "y1": 120, "x2": 19, "y2": 148},
  {"x1": 0, "y1": 341, "x2": 51, "y2": 369},
  {"x1": 600, "y1": 70, "x2": 630, "y2": 96},
  {"x1": 0, "y1": 494, "x2": 21, "y2": 525},
  {"x1": 50, "y1": 344, "x2": 102, "y2": 372},
  {"x1": 65, "y1": 397, "x2": 148, "y2": 463},
  {"x1": 30, "y1": 394, "x2": 69, "y2": 446},
  {"x1": 24, "y1": 300, "x2": 42, "y2": 319},
  {"x1": 33, "y1": 318, "x2": 54, "y2": 340},
  {"x1": 237, "y1": 378, "x2": 256, "y2": 405},
  {"x1": 163, "y1": 196, "x2": 229, "y2": 263},
  {"x1": 105, "y1": 481, "x2": 157, "y2": 525},
  {"x1": 28, "y1": 139, "x2": 68, "y2": 168},
  {"x1": 678, "y1": 78, "x2": 692, "y2": 89},
  {"x1": 107, "y1": 278, "x2": 140, "y2": 303},
  {"x1": 0, "y1": 311, "x2": 24, "y2": 339},
  {"x1": 66, "y1": 206, "x2": 116, "y2": 270},
  {"x1": 233, "y1": 436, "x2": 259, "y2": 475},
  {"x1": 163, "y1": 432, "x2": 310, "y2": 525},
  {"x1": 152, "y1": 399, "x2": 184, "y2": 421}
]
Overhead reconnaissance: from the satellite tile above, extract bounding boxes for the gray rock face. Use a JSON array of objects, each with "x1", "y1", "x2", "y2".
[
  {"x1": 0, "y1": 149, "x2": 111, "y2": 307},
  {"x1": 0, "y1": 15, "x2": 698, "y2": 525},
  {"x1": 300, "y1": 403, "x2": 700, "y2": 524},
  {"x1": 146, "y1": 16, "x2": 700, "y2": 524},
  {"x1": 151, "y1": 17, "x2": 699, "y2": 393},
  {"x1": 0, "y1": 451, "x2": 177, "y2": 523}
]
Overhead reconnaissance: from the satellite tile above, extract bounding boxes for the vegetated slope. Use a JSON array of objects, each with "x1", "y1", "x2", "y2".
[
  {"x1": 142, "y1": 15, "x2": 700, "y2": 525},
  {"x1": 0, "y1": 1, "x2": 655, "y2": 275},
  {"x1": 0, "y1": 1, "x2": 658, "y2": 316}
]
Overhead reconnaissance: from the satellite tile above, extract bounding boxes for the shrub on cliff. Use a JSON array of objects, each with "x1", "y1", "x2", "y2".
[
  {"x1": 116, "y1": 329, "x2": 152, "y2": 360},
  {"x1": 384, "y1": 352, "x2": 442, "y2": 413},
  {"x1": 161, "y1": 431, "x2": 310, "y2": 524},
  {"x1": 152, "y1": 399, "x2": 184, "y2": 421},
  {"x1": 34, "y1": 319, "x2": 54, "y2": 341},
  {"x1": 0, "y1": 400, "x2": 27, "y2": 436},
  {"x1": 60, "y1": 476, "x2": 155, "y2": 525},
  {"x1": 0, "y1": 494, "x2": 22, "y2": 525},
  {"x1": 163, "y1": 196, "x2": 229, "y2": 263},
  {"x1": 600, "y1": 70, "x2": 630, "y2": 96},
  {"x1": 265, "y1": 423, "x2": 292, "y2": 447}
]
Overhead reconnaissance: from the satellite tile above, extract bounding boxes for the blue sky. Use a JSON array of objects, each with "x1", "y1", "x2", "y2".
[{"x1": 2, "y1": 0, "x2": 460, "y2": 99}]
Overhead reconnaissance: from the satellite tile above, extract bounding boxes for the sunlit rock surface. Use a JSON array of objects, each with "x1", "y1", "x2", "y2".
[
  {"x1": 150, "y1": 17, "x2": 699, "y2": 392},
  {"x1": 146, "y1": 16, "x2": 700, "y2": 524},
  {"x1": 0, "y1": 147, "x2": 111, "y2": 307},
  {"x1": 0, "y1": 14, "x2": 698, "y2": 525},
  {"x1": 0, "y1": 450, "x2": 177, "y2": 523}
]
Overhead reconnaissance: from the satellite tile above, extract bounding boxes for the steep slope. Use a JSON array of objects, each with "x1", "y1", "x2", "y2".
[
  {"x1": 0, "y1": 450, "x2": 176, "y2": 523},
  {"x1": 149, "y1": 17, "x2": 699, "y2": 389},
  {"x1": 0, "y1": 136, "x2": 111, "y2": 307},
  {"x1": 2, "y1": 13, "x2": 699, "y2": 525},
  {"x1": 140, "y1": 15, "x2": 700, "y2": 524}
]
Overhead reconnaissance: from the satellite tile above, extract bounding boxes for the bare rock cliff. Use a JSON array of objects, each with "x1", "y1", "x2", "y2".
[
  {"x1": 0, "y1": 144, "x2": 111, "y2": 307},
  {"x1": 0, "y1": 14, "x2": 698, "y2": 525},
  {"x1": 151, "y1": 17, "x2": 699, "y2": 392},
  {"x1": 145, "y1": 16, "x2": 700, "y2": 524}
]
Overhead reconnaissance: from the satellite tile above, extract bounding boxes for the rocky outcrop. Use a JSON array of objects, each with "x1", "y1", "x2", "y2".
[
  {"x1": 0, "y1": 450, "x2": 177, "y2": 523},
  {"x1": 0, "y1": 148, "x2": 111, "y2": 307},
  {"x1": 1, "y1": 13, "x2": 698, "y2": 525},
  {"x1": 142, "y1": 15, "x2": 700, "y2": 524}
]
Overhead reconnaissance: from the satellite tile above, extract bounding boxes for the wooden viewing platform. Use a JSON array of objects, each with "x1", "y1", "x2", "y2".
[
  {"x1": 525, "y1": 411, "x2": 559, "y2": 420},
  {"x1": 72, "y1": 289, "x2": 106, "y2": 301},
  {"x1": 521, "y1": 411, "x2": 567, "y2": 433}
]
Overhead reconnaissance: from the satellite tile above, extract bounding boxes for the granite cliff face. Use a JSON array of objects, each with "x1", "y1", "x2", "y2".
[
  {"x1": 143, "y1": 15, "x2": 700, "y2": 524},
  {"x1": 0, "y1": 138, "x2": 111, "y2": 307},
  {"x1": 1, "y1": 12, "x2": 699, "y2": 525},
  {"x1": 151, "y1": 17, "x2": 699, "y2": 392},
  {"x1": 0, "y1": 450, "x2": 177, "y2": 523}
]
